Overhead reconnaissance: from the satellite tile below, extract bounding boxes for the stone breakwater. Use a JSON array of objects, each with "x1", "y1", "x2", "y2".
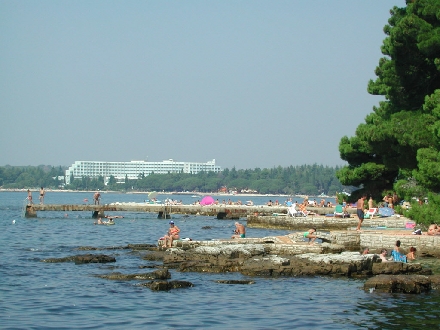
[
  {"x1": 330, "y1": 230, "x2": 440, "y2": 257},
  {"x1": 247, "y1": 214, "x2": 414, "y2": 231}
]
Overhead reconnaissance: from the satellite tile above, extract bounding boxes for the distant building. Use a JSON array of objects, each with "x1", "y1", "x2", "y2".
[{"x1": 65, "y1": 159, "x2": 221, "y2": 185}]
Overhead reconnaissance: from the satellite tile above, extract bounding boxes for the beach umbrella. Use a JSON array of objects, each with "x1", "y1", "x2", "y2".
[
  {"x1": 148, "y1": 191, "x2": 158, "y2": 200},
  {"x1": 378, "y1": 207, "x2": 394, "y2": 217},
  {"x1": 200, "y1": 195, "x2": 215, "y2": 206}
]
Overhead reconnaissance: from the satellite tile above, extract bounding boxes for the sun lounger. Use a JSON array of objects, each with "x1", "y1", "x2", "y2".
[
  {"x1": 365, "y1": 208, "x2": 379, "y2": 219},
  {"x1": 334, "y1": 204, "x2": 349, "y2": 218}
]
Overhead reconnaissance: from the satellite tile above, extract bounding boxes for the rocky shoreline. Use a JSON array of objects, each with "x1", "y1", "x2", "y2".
[{"x1": 39, "y1": 230, "x2": 440, "y2": 294}]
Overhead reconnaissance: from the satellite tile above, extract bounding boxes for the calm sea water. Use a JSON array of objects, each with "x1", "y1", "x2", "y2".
[{"x1": 1, "y1": 191, "x2": 439, "y2": 329}]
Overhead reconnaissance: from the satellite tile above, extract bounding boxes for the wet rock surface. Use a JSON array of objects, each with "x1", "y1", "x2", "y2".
[
  {"x1": 372, "y1": 261, "x2": 425, "y2": 275},
  {"x1": 140, "y1": 280, "x2": 194, "y2": 291},
  {"x1": 76, "y1": 244, "x2": 156, "y2": 251},
  {"x1": 42, "y1": 235, "x2": 438, "y2": 295},
  {"x1": 42, "y1": 254, "x2": 116, "y2": 264},
  {"x1": 215, "y1": 280, "x2": 255, "y2": 284},
  {"x1": 162, "y1": 245, "x2": 429, "y2": 278},
  {"x1": 96, "y1": 268, "x2": 170, "y2": 280},
  {"x1": 364, "y1": 274, "x2": 433, "y2": 293}
]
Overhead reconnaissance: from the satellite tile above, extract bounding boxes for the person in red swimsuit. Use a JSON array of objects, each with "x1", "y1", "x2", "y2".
[{"x1": 163, "y1": 221, "x2": 180, "y2": 248}]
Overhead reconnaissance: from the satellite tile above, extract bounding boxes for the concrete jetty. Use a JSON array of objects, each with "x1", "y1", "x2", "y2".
[
  {"x1": 25, "y1": 203, "x2": 294, "y2": 219},
  {"x1": 247, "y1": 214, "x2": 415, "y2": 231}
]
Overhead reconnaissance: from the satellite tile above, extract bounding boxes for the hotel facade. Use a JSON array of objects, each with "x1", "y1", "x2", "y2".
[{"x1": 65, "y1": 159, "x2": 221, "y2": 184}]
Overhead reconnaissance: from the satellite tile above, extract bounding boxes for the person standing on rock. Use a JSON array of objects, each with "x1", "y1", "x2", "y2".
[
  {"x1": 368, "y1": 196, "x2": 374, "y2": 209},
  {"x1": 93, "y1": 192, "x2": 101, "y2": 205},
  {"x1": 356, "y1": 195, "x2": 367, "y2": 232},
  {"x1": 303, "y1": 228, "x2": 318, "y2": 244},
  {"x1": 232, "y1": 222, "x2": 246, "y2": 238},
  {"x1": 27, "y1": 189, "x2": 33, "y2": 204},
  {"x1": 39, "y1": 187, "x2": 45, "y2": 204}
]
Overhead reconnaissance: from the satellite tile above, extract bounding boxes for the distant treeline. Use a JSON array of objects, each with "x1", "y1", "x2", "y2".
[
  {"x1": 0, "y1": 164, "x2": 350, "y2": 195},
  {"x1": 0, "y1": 165, "x2": 65, "y2": 189}
]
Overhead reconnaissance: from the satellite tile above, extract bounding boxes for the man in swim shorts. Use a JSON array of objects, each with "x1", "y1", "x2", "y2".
[
  {"x1": 232, "y1": 222, "x2": 246, "y2": 238},
  {"x1": 93, "y1": 192, "x2": 101, "y2": 205},
  {"x1": 39, "y1": 187, "x2": 45, "y2": 204},
  {"x1": 356, "y1": 195, "x2": 367, "y2": 231}
]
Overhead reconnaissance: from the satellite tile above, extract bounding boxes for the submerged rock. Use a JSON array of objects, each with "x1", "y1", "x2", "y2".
[
  {"x1": 74, "y1": 254, "x2": 116, "y2": 264},
  {"x1": 140, "y1": 280, "x2": 194, "y2": 291},
  {"x1": 42, "y1": 254, "x2": 116, "y2": 264},
  {"x1": 142, "y1": 250, "x2": 167, "y2": 261},
  {"x1": 96, "y1": 268, "x2": 170, "y2": 281},
  {"x1": 215, "y1": 280, "x2": 255, "y2": 284},
  {"x1": 76, "y1": 244, "x2": 157, "y2": 251}
]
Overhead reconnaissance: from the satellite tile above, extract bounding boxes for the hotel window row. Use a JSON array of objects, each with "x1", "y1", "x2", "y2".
[{"x1": 65, "y1": 159, "x2": 221, "y2": 184}]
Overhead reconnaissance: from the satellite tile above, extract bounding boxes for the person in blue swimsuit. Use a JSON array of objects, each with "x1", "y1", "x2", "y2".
[{"x1": 304, "y1": 228, "x2": 318, "y2": 244}]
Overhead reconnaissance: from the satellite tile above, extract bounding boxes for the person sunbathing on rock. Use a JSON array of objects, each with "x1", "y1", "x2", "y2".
[
  {"x1": 163, "y1": 221, "x2": 180, "y2": 248},
  {"x1": 427, "y1": 224, "x2": 440, "y2": 236},
  {"x1": 304, "y1": 228, "x2": 318, "y2": 244}
]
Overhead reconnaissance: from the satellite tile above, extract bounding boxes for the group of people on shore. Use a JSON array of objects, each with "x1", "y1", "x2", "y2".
[
  {"x1": 354, "y1": 193, "x2": 398, "y2": 231},
  {"x1": 27, "y1": 187, "x2": 45, "y2": 205},
  {"x1": 377, "y1": 240, "x2": 417, "y2": 262},
  {"x1": 382, "y1": 192, "x2": 399, "y2": 209},
  {"x1": 159, "y1": 220, "x2": 247, "y2": 248}
]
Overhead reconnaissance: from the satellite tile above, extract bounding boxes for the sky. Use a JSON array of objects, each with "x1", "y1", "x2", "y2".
[{"x1": 0, "y1": 0, "x2": 404, "y2": 170}]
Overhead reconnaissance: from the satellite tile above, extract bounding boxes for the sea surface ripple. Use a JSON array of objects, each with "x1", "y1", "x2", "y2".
[{"x1": 1, "y1": 191, "x2": 439, "y2": 329}]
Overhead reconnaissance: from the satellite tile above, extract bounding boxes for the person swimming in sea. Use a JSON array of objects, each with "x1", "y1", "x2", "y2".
[{"x1": 94, "y1": 217, "x2": 104, "y2": 225}]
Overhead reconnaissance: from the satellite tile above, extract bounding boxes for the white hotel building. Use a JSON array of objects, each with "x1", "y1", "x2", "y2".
[{"x1": 65, "y1": 159, "x2": 221, "y2": 185}]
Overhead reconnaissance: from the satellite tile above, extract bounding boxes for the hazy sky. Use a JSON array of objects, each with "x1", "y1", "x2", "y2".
[{"x1": 0, "y1": 1, "x2": 402, "y2": 170}]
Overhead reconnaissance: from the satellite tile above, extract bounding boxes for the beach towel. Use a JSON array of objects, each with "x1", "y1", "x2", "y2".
[{"x1": 391, "y1": 250, "x2": 407, "y2": 263}]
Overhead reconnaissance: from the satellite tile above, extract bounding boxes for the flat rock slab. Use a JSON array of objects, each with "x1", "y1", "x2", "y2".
[
  {"x1": 372, "y1": 261, "x2": 424, "y2": 275},
  {"x1": 364, "y1": 274, "x2": 433, "y2": 293},
  {"x1": 96, "y1": 268, "x2": 170, "y2": 281},
  {"x1": 161, "y1": 243, "x2": 430, "y2": 278},
  {"x1": 140, "y1": 280, "x2": 194, "y2": 291},
  {"x1": 41, "y1": 254, "x2": 116, "y2": 264},
  {"x1": 215, "y1": 280, "x2": 255, "y2": 284}
]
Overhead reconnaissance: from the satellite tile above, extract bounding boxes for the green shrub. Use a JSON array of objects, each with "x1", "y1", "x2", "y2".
[{"x1": 405, "y1": 193, "x2": 440, "y2": 227}]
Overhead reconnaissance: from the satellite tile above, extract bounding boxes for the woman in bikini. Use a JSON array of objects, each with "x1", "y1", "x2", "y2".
[
  {"x1": 163, "y1": 221, "x2": 180, "y2": 248},
  {"x1": 304, "y1": 228, "x2": 318, "y2": 244}
]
